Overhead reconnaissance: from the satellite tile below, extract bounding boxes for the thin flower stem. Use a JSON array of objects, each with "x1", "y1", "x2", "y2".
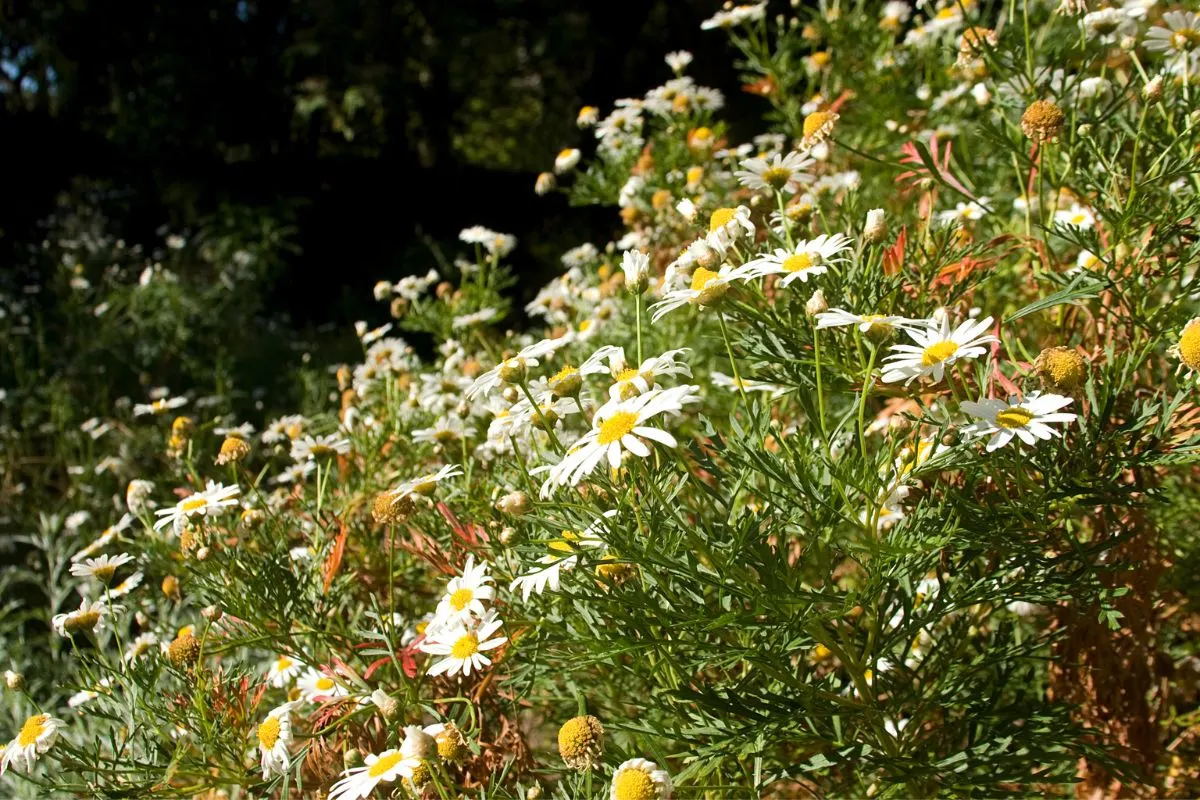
[{"x1": 718, "y1": 312, "x2": 750, "y2": 412}]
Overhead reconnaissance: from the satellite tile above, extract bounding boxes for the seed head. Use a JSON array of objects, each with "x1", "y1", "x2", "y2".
[
  {"x1": 1021, "y1": 100, "x2": 1065, "y2": 142},
  {"x1": 167, "y1": 632, "x2": 202, "y2": 669},
  {"x1": 1034, "y1": 346, "x2": 1088, "y2": 392},
  {"x1": 558, "y1": 714, "x2": 605, "y2": 770}
]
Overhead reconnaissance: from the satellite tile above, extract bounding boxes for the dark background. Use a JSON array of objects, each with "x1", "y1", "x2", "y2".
[{"x1": 1, "y1": 0, "x2": 760, "y2": 329}]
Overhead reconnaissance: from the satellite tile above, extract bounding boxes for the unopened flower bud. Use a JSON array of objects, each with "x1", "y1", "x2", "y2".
[
  {"x1": 201, "y1": 604, "x2": 223, "y2": 623},
  {"x1": 1143, "y1": 75, "x2": 1164, "y2": 102},
  {"x1": 497, "y1": 491, "x2": 530, "y2": 516},
  {"x1": 371, "y1": 689, "x2": 401, "y2": 720},
  {"x1": 343, "y1": 748, "x2": 363, "y2": 769},
  {"x1": 805, "y1": 289, "x2": 828, "y2": 317},
  {"x1": 5, "y1": 670, "x2": 25, "y2": 691},
  {"x1": 534, "y1": 171, "x2": 556, "y2": 196},
  {"x1": 622, "y1": 250, "x2": 650, "y2": 294},
  {"x1": 863, "y1": 208, "x2": 887, "y2": 244}
]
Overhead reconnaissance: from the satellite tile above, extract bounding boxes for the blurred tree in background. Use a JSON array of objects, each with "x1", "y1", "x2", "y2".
[{"x1": 0, "y1": 0, "x2": 751, "y2": 327}]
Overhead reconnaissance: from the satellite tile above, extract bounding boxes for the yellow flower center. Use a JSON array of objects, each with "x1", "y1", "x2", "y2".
[
  {"x1": 782, "y1": 253, "x2": 816, "y2": 273},
  {"x1": 276, "y1": 655, "x2": 293, "y2": 671},
  {"x1": 449, "y1": 588, "x2": 474, "y2": 611},
  {"x1": 803, "y1": 111, "x2": 835, "y2": 139},
  {"x1": 451, "y1": 633, "x2": 480, "y2": 660},
  {"x1": 558, "y1": 148, "x2": 575, "y2": 160},
  {"x1": 709, "y1": 208, "x2": 736, "y2": 232},
  {"x1": 1179, "y1": 321, "x2": 1200, "y2": 370},
  {"x1": 761, "y1": 166, "x2": 793, "y2": 189},
  {"x1": 17, "y1": 715, "x2": 48, "y2": 748},
  {"x1": 92, "y1": 564, "x2": 118, "y2": 582},
  {"x1": 180, "y1": 497, "x2": 208, "y2": 512},
  {"x1": 1172, "y1": 28, "x2": 1200, "y2": 50},
  {"x1": 549, "y1": 531, "x2": 579, "y2": 554},
  {"x1": 597, "y1": 411, "x2": 640, "y2": 445},
  {"x1": 315, "y1": 677, "x2": 335, "y2": 691},
  {"x1": 691, "y1": 267, "x2": 720, "y2": 292},
  {"x1": 552, "y1": 365, "x2": 579, "y2": 383},
  {"x1": 936, "y1": 7, "x2": 958, "y2": 19},
  {"x1": 921, "y1": 340, "x2": 959, "y2": 366},
  {"x1": 66, "y1": 610, "x2": 101, "y2": 633},
  {"x1": 613, "y1": 767, "x2": 657, "y2": 800},
  {"x1": 368, "y1": 751, "x2": 405, "y2": 778},
  {"x1": 996, "y1": 407, "x2": 1036, "y2": 429},
  {"x1": 257, "y1": 717, "x2": 281, "y2": 750},
  {"x1": 615, "y1": 368, "x2": 639, "y2": 383},
  {"x1": 686, "y1": 166, "x2": 704, "y2": 184}
]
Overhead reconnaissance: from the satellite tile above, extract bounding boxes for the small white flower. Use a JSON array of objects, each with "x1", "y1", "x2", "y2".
[
  {"x1": 740, "y1": 234, "x2": 853, "y2": 287},
  {"x1": 153, "y1": 481, "x2": 241, "y2": 535},
  {"x1": 420, "y1": 611, "x2": 507, "y2": 677},
  {"x1": 434, "y1": 555, "x2": 496, "y2": 626},
  {"x1": 555, "y1": 148, "x2": 582, "y2": 174},
  {"x1": 1, "y1": 714, "x2": 65, "y2": 774},
  {"x1": 257, "y1": 703, "x2": 294, "y2": 779},
  {"x1": 296, "y1": 667, "x2": 349, "y2": 703},
  {"x1": 609, "y1": 758, "x2": 673, "y2": 800},
  {"x1": 327, "y1": 749, "x2": 421, "y2": 800},
  {"x1": 881, "y1": 315, "x2": 997, "y2": 385},
  {"x1": 960, "y1": 392, "x2": 1076, "y2": 451},
  {"x1": 734, "y1": 151, "x2": 815, "y2": 195},
  {"x1": 665, "y1": 50, "x2": 693, "y2": 73}
]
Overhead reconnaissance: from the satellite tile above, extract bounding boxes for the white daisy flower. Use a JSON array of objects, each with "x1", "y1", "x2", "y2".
[
  {"x1": 434, "y1": 555, "x2": 495, "y2": 625},
  {"x1": 420, "y1": 611, "x2": 507, "y2": 677},
  {"x1": 1083, "y1": 8, "x2": 1135, "y2": 42},
  {"x1": 541, "y1": 385, "x2": 700, "y2": 495},
  {"x1": 665, "y1": 50, "x2": 693, "y2": 73},
  {"x1": 960, "y1": 392, "x2": 1076, "y2": 451},
  {"x1": 509, "y1": 510, "x2": 617, "y2": 600},
  {"x1": 327, "y1": 749, "x2": 421, "y2": 800},
  {"x1": 649, "y1": 264, "x2": 748, "y2": 321},
  {"x1": 466, "y1": 339, "x2": 564, "y2": 400},
  {"x1": 68, "y1": 552, "x2": 134, "y2": 583},
  {"x1": 132, "y1": 396, "x2": 187, "y2": 417},
  {"x1": 555, "y1": 148, "x2": 582, "y2": 174},
  {"x1": 705, "y1": 206, "x2": 756, "y2": 250},
  {"x1": 1053, "y1": 204, "x2": 1096, "y2": 230},
  {"x1": 124, "y1": 633, "x2": 159, "y2": 664},
  {"x1": 740, "y1": 234, "x2": 853, "y2": 287},
  {"x1": 881, "y1": 315, "x2": 997, "y2": 385},
  {"x1": 257, "y1": 702, "x2": 294, "y2": 779},
  {"x1": 296, "y1": 667, "x2": 349, "y2": 703},
  {"x1": 700, "y1": 2, "x2": 767, "y2": 29},
  {"x1": 51, "y1": 597, "x2": 121, "y2": 637},
  {"x1": 289, "y1": 433, "x2": 351, "y2": 462},
  {"x1": 0, "y1": 714, "x2": 65, "y2": 774},
  {"x1": 1145, "y1": 10, "x2": 1200, "y2": 55},
  {"x1": 816, "y1": 308, "x2": 913, "y2": 335},
  {"x1": 411, "y1": 414, "x2": 476, "y2": 448},
  {"x1": 605, "y1": 348, "x2": 693, "y2": 401},
  {"x1": 459, "y1": 225, "x2": 497, "y2": 245},
  {"x1": 734, "y1": 151, "x2": 815, "y2": 195},
  {"x1": 267, "y1": 653, "x2": 304, "y2": 688},
  {"x1": 153, "y1": 481, "x2": 241, "y2": 535},
  {"x1": 610, "y1": 757, "x2": 673, "y2": 800},
  {"x1": 936, "y1": 199, "x2": 989, "y2": 227}
]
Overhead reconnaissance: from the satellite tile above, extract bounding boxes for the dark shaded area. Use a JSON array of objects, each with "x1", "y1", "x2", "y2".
[{"x1": 1, "y1": 0, "x2": 755, "y2": 325}]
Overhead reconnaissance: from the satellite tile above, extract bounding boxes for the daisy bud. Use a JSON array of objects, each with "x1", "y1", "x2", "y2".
[
  {"x1": 126, "y1": 479, "x2": 154, "y2": 514},
  {"x1": 401, "y1": 725, "x2": 438, "y2": 760},
  {"x1": 527, "y1": 787, "x2": 545, "y2": 800},
  {"x1": 1020, "y1": 99, "x2": 1065, "y2": 143},
  {"x1": 389, "y1": 296, "x2": 408, "y2": 319},
  {"x1": 558, "y1": 715, "x2": 605, "y2": 770},
  {"x1": 554, "y1": 148, "x2": 581, "y2": 174},
  {"x1": 1034, "y1": 346, "x2": 1088, "y2": 392},
  {"x1": 941, "y1": 429, "x2": 960, "y2": 446},
  {"x1": 5, "y1": 670, "x2": 25, "y2": 691},
  {"x1": 496, "y1": 491, "x2": 530, "y2": 516},
  {"x1": 502, "y1": 386, "x2": 520, "y2": 404},
  {"x1": 370, "y1": 689, "x2": 400, "y2": 720},
  {"x1": 1119, "y1": 34, "x2": 1137, "y2": 51},
  {"x1": 372, "y1": 280, "x2": 392, "y2": 301},
  {"x1": 201, "y1": 604, "x2": 223, "y2": 623},
  {"x1": 576, "y1": 105, "x2": 599, "y2": 128},
  {"x1": 1144, "y1": 75, "x2": 1164, "y2": 102},
  {"x1": 534, "y1": 171, "x2": 556, "y2": 196},
  {"x1": 497, "y1": 358, "x2": 527, "y2": 384},
  {"x1": 805, "y1": 289, "x2": 828, "y2": 317},
  {"x1": 1076, "y1": 123, "x2": 1092, "y2": 138},
  {"x1": 161, "y1": 575, "x2": 181, "y2": 601},
  {"x1": 499, "y1": 526, "x2": 518, "y2": 546},
  {"x1": 343, "y1": 748, "x2": 363, "y2": 769},
  {"x1": 195, "y1": 546, "x2": 210, "y2": 562},
  {"x1": 863, "y1": 208, "x2": 887, "y2": 243},
  {"x1": 622, "y1": 250, "x2": 650, "y2": 294},
  {"x1": 676, "y1": 198, "x2": 698, "y2": 221}
]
